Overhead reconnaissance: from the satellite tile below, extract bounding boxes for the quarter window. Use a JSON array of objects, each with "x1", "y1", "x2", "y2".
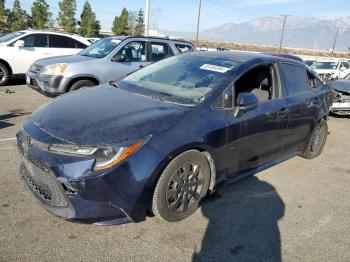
[
  {"x1": 279, "y1": 63, "x2": 309, "y2": 95},
  {"x1": 151, "y1": 42, "x2": 172, "y2": 62},
  {"x1": 117, "y1": 41, "x2": 147, "y2": 62}
]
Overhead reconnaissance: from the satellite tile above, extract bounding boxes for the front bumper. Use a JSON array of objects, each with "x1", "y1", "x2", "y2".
[
  {"x1": 330, "y1": 102, "x2": 350, "y2": 115},
  {"x1": 26, "y1": 71, "x2": 67, "y2": 97},
  {"x1": 16, "y1": 124, "x2": 165, "y2": 224}
]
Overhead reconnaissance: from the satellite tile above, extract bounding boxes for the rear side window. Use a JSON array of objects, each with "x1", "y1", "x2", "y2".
[
  {"x1": 21, "y1": 34, "x2": 48, "y2": 47},
  {"x1": 151, "y1": 42, "x2": 172, "y2": 62},
  {"x1": 279, "y1": 63, "x2": 308, "y2": 95},
  {"x1": 49, "y1": 35, "x2": 87, "y2": 49},
  {"x1": 175, "y1": 44, "x2": 194, "y2": 53}
]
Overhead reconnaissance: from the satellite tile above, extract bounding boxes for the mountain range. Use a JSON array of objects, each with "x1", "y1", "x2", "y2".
[{"x1": 162, "y1": 16, "x2": 350, "y2": 51}]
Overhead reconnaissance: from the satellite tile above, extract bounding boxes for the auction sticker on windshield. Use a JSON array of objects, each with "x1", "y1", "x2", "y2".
[{"x1": 200, "y1": 64, "x2": 231, "y2": 73}]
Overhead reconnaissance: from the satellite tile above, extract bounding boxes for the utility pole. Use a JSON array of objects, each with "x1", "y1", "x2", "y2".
[
  {"x1": 331, "y1": 27, "x2": 339, "y2": 57},
  {"x1": 279, "y1": 14, "x2": 289, "y2": 53},
  {"x1": 145, "y1": 0, "x2": 150, "y2": 36},
  {"x1": 195, "y1": 0, "x2": 202, "y2": 44}
]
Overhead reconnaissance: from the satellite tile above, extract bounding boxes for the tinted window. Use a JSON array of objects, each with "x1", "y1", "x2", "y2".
[
  {"x1": 117, "y1": 41, "x2": 147, "y2": 62},
  {"x1": 74, "y1": 40, "x2": 87, "y2": 49},
  {"x1": 280, "y1": 63, "x2": 308, "y2": 95},
  {"x1": 21, "y1": 34, "x2": 48, "y2": 48},
  {"x1": 48, "y1": 35, "x2": 87, "y2": 49},
  {"x1": 175, "y1": 44, "x2": 194, "y2": 53},
  {"x1": 151, "y1": 42, "x2": 172, "y2": 62}
]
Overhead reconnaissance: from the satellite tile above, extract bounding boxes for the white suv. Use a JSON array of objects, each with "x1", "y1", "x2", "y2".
[
  {"x1": 0, "y1": 30, "x2": 91, "y2": 85},
  {"x1": 312, "y1": 59, "x2": 350, "y2": 82}
]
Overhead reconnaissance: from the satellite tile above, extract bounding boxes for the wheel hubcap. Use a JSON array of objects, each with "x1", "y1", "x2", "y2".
[
  {"x1": 166, "y1": 162, "x2": 205, "y2": 214},
  {"x1": 0, "y1": 68, "x2": 6, "y2": 82}
]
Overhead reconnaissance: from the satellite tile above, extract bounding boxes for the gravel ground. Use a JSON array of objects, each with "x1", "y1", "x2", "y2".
[{"x1": 0, "y1": 80, "x2": 349, "y2": 262}]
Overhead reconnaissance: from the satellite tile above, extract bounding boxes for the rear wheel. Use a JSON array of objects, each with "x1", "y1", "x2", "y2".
[
  {"x1": 152, "y1": 150, "x2": 211, "y2": 222},
  {"x1": 0, "y1": 62, "x2": 10, "y2": 86},
  {"x1": 69, "y1": 79, "x2": 96, "y2": 92},
  {"x1": 300, "y1": 120, "x2": 328, "y2": 159}
]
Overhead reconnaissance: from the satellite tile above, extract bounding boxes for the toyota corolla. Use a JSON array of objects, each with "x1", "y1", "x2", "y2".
[{"x1": 17, "y1": 52, "x2": 330, "y2": 225}]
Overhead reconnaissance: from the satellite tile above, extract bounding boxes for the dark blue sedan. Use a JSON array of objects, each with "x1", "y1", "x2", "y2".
[{"x1": 17, "y1": 52, "x2": 331, "y2": 224}]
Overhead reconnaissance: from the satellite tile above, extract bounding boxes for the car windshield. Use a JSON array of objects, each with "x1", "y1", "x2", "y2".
[
  {"x1": 78, "y1": 37, "x2": 122, "y2": 58},
  {"x1": 0, "y1": 32, "x2": 25, "y2": 43},
  {"x1": 344, "y1": 73, "x2": 350, "y2": 80},
  {"x1": 119, "y1": 55, "x2": 238, "y2": 105},
  {"x1": 311, "y1": 61, "x2": 339, "y2": 70}
]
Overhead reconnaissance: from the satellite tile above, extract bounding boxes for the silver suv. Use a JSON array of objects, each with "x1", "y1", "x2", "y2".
[{"x1": 26, "y1": 36, "x2": 196, "y2": 96}]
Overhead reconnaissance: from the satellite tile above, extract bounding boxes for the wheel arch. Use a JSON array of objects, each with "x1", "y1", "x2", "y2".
[
  {"x1": 0, "y1": 59, "x2": 13, "y2": 75},
  {"x1": 66, "y1": 76, "x2": 100, "y2": 91}
]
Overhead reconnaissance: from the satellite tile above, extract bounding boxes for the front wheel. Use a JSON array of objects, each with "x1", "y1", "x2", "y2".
[
  {"x1": 152, "y1": 150, "x2": 211, "y2": 222},
  {"x1": 69, "y1": 79, "x2": 96, "y2": 92},
  {"x1": 0, "y1": 62, "x2": 10, "y2": 86},
  {"x1": 300, "y1": 120, "x2": 328, "y2": 159}
]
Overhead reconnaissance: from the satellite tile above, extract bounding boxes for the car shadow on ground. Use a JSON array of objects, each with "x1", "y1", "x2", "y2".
[
  {"x1": 0, "y1": 111, "x2": 31, "y2": 129},
  {"x1": 193, "y1": 176, "x2": 284, "y2": 262}
]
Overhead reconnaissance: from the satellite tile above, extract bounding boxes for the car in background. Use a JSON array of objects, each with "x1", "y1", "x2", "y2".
[
  {"x1": 330, "y1": 73, "x2": 350, "y2": 115},
  {"x1": 17, "y1": 52, "x2": 330, "y2": 225},
  {"x1": 0, "y1": 30, "x2": 91, "y2": 86},
  {"x1": 311, "y1": 59, "x2": 350, "y2": 82},
  {"x1": 304, "y1": 59, "x2": 315, "y2": 67},
  {"x1": 26, "y1": 36, "x2": 196, "y2": 97}
]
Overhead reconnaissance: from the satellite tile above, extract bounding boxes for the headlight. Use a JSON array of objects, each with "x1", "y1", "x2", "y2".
[
  {"x1": 48, "y1": 140, "x2": 146, "y2": 171},
  {"x1": 40, "y1": 63, "x2": 68, "y2": 76}
]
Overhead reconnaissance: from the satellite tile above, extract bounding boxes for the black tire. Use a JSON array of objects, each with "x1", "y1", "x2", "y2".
[
  {"x1": 0, "y1": 62, "x2": 10, "y2": 86},
  {"x1": 300, "y1": 120, "x2": 328, "y2": 159},
  {"x1": 152, "y1": 150, "x2": 211, "y2": 222},
  {"x1": 69, "y1": 79, "x2": 96, "y2": 92}
]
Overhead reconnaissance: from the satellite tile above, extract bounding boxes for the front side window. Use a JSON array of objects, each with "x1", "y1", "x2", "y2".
[
  {"x1": 279, "y1": 63, "x2": 309, "y2": 95},
  {"x1": 21, "y1": 34, "x2": 48, "y2": 48},
  {"x1": 175, "y1": 44, "x2": 194, "y2": 54},
  {"x1": 341, "y1": 62, "x2": 350, "y2": 69},
  {"x1": 151, "y1": 42, "x2": 172, "y2": 62},
  {"x1": 79, "y1": 37, "x2": 122, "y2": 58},
  {"x1": 117, "y1": 41, "x2": 147, "y2": 62},
  {"x1": 119, "y1": 55, "x2": 238, "y2": 105}
]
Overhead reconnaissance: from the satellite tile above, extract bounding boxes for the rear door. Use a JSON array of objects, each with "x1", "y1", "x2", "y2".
[
  {"x1": 48, "y1": 34, "x2": 87, "y2": 56},
  {"x1": 279, "y1": 63, "x2": 319, "y2": 152}
]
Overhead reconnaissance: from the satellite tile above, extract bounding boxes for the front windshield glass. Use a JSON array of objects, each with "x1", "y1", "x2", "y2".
[
  {"x1": 119, "y1": 55, "x2": 238, "y2": 105},
  {"x1": 0, "y1": 32, "x2": 25, "y2": 43},
  {"x1": 311, "y1": 61, "x2": 339, "y2": 70},
  {"x1": 78, "y1": 37, "x2": 122, "y2": 58},
  {"x1": 344, "y1": 73, "x2": 350, "y2": 80}
]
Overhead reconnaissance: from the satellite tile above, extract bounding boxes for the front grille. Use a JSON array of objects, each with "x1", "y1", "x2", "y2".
[
  {"x1": 29, "y1": 64, "x2": 43, "y2": 74},
  {"x1": 19, "y1": 154, "x2": 68, "y2": 208}
]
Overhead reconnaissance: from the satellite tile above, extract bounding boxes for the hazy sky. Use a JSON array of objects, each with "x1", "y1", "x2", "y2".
[{"x1": 5, "y1": 0, "x2": 350, "y2": 32}]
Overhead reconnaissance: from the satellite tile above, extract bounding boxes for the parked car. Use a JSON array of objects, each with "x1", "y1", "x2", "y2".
[
  {"x1": 17, "y1": 52, "x2": 331, "y2": 225},
  {"x1": 330, "y1": 73, "x2": 350, "y2": 115},
  {"x1": 26, "y1": 36, "x2": 196, "y2": 97},
  {"x1": 311, "y1": 59, "x2": 350, "y2": 82},
  {"x1": 0, "y1": 30, "x2": 91, "y2": 86}
]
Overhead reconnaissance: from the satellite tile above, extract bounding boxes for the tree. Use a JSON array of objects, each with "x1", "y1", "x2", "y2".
[
  {"x1": 0, "y1": 0, "x2": 7, "y2": 32},
  {"x1": 127, "y1": 10, "x2": 137, "y2": 36},
  {"x1": 9, "y1": 0, "x2": 29, "y2": 31},
  {"x1": 57, "y1": 0, "x2": 77, "y2": 33},
  {"x1": 79, "y1": 1, "x2": 100, "y2": 37},
  {"x1": 31, "y1": 0, "x2": 52, "y2": 29},
  {"x1": 134, "y1": 9, "x2": 145, "y2": 36},
  {"x1": 112, "y1": 8, "x2": 129, "y2": 35}
]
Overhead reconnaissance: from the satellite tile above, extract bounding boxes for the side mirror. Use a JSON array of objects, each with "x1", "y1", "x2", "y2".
[
  {"x1": 234, "y1": 92, "x2": 258, "y2": 117},
  {"x1": 14, "y1": 40, "x2": 25, "y2": 48},
  {"x1": 111, "y1": 54, "x2": 126, "y2": 62}
]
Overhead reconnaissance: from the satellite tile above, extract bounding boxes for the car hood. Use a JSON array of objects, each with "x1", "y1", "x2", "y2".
[
  {"x1": 30, "y1": 84, "x2": 190, "y2": 145},
  {"x1": 34, "y1": 54, "x2": 97, "y2": 67},
  {"x1": 332, "y1": 80, "x2": 350, "y2": 93}
]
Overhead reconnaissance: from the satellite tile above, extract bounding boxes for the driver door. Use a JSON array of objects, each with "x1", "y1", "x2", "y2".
[
  {"x1": 107, "y1": 40, "x2": 151, "y2": 81},
  {"x1": 12, "y1": 34, "x2": 51, "y2": 74}
]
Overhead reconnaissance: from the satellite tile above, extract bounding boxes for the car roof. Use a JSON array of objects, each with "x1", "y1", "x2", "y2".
[
  {"x1": 181, "y1": 51, "x2": 305, "y2": 65},
  {"x1": 106, "y1": 35, "x2": 194, "y2": 45}
]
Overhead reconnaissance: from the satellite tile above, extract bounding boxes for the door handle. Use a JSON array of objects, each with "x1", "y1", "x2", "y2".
[{"x1": 277, "y1": 108, "x2": 289, "y2": 118}]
